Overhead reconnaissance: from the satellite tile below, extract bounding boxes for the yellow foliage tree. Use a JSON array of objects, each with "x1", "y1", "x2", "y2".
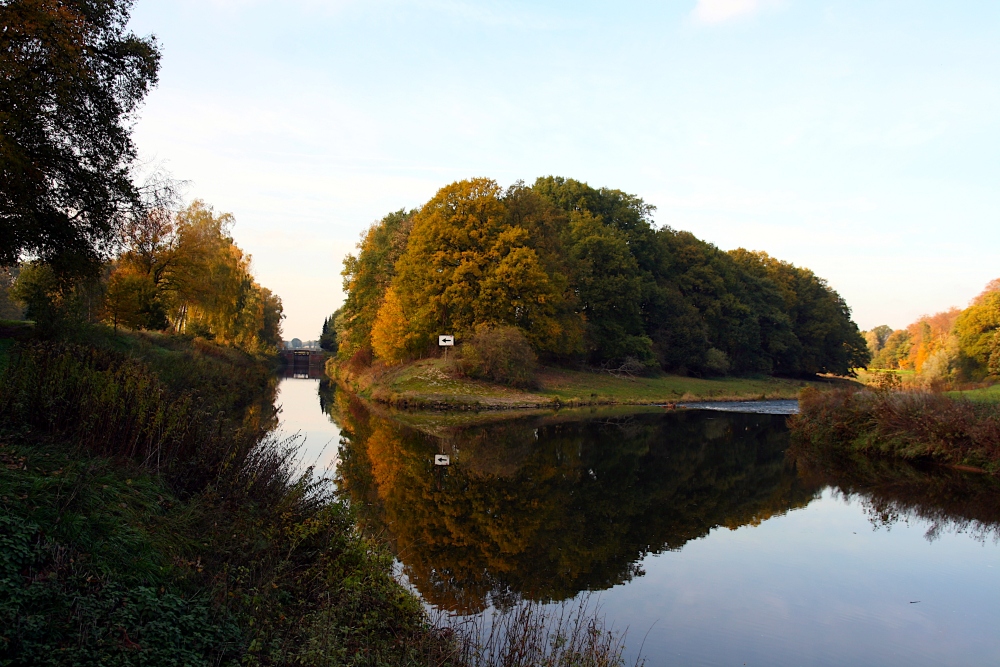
[
  {"x1": 371, "y1": 287, "x2": 412, "y2": 364},
  {"x1": 390, "y1": 179, "x2": 582, "y2": 359},
  {"x1": 104, "y1": 200, "x2": 284, "y2": 352}
]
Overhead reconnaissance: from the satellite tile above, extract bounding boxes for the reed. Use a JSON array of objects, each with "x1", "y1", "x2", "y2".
[{"x1": 446, "y1": 598, "x2": 639, "y2": 667}]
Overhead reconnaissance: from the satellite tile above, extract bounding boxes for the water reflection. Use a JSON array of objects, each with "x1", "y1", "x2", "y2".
[
  {"x1": 789, "y1": 441, "x2": 1000, "y2": 543},
  {"x1": 332, "y1": 394, "x2": 820, "y2": 613},
  {"x1": 271, "y1": 376, "x2": 341, "y2": 475},
  {"x1": 302, "y1": 390, "x2": 1000, "y2": 666}
]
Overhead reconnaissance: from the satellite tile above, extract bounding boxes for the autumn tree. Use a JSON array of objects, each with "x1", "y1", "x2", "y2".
[
  {"x1": 338, "y1": 210, "x2": 415, "y2": 359},
  {"x1": 864, "y1": 325, "x2": 894, "y2": 358},
  {"x1": 383, "y1": 179, "x2": 582, "y2": 362},
  {"x1": 103, "y1": 200, "x2": 284, "y2": 352},
  {"x1": 955, "y1": 287, "x2": 1000, "y2": 379},
  {"x1": 0, "y1": 0, "x2": 160, "y2": 277}
]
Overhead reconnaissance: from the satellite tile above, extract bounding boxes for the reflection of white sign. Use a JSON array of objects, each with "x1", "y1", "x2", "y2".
[
  {"x1": 438, "y1": 335, "x2": 454, "y2": 346},
  {"x1": 434, "y1": 454, "x2": 450, "y2": 466}
]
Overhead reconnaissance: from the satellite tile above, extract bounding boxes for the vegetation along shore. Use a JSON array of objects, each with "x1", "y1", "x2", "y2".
[
  {"x1": 791, "y1": 278, "x2": 1000, "y2": 476},
  {"x1": 3, "y1": 0, "x2": 1000, "y2": 662},
  {"x1": 326, "y1": 354, "x2": 850, "y2": 411}
]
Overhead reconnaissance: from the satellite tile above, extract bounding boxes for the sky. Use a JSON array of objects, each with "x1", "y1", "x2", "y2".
[{"x1": 127, "y1": 0, "x2": 1000, "y2": 340}]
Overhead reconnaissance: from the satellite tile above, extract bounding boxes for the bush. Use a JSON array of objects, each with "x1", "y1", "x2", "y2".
[
  {"x1": 459, "y1": 327, "x2": 538, "y2": 388},
  {"x1": 704, "y1": 347, "x2": 730, "y2": 376},
  {"x1": 0, "y1": 341, "x2": 279, "y2": 498}
]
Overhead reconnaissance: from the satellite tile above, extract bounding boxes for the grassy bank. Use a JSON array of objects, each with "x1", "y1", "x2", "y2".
[
  {"x1": 0, "y1": 331, "x2": 452, "y2": 666},
  {"x1": 789, "y1": 387, "x2": 1000, "y2": 474},
  {"x1": 327, "y1": 357, "x2": 849, "y2": 411}
]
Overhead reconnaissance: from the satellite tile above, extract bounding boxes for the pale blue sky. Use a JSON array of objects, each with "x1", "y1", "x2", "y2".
[{"x1": 128, "y1": 0, "x2": 1000, "y2": 340}]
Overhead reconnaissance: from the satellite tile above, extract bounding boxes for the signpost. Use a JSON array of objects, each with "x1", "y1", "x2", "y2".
[
  {"x1": 439, "y1": 334, "x2": 454, "y2": 359},
  {"x1": 436, "y1": 334, "x2": 455, "y2": 470}
]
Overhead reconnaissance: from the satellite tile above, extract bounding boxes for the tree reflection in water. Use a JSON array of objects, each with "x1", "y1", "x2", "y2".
[
  {"x1": 331, "y1": 393, "x2": 820, "y2": 614},
  {"x1": 789, "y1": 440, "x2": 1000, "y2": 544}
]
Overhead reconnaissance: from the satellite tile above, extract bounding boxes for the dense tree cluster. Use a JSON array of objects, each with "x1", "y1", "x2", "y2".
[
  {"x1": 866, "y1": 278, "x2": 1000, "y2": 383},
  {"x1": 334, "y1": 177, "x2": 868, "y2": 376},
  {"x1": 0, "y1": 1, "x2": 282, "y2": 353}
]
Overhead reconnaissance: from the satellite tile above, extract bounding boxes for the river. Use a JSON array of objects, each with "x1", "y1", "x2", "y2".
[{"x1": 274, "y1": 375, "x2": 1000, "y2": 666}]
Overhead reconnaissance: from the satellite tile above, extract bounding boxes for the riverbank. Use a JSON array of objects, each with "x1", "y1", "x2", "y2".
[
  {"x1": 789, "y1": 387, "x2": 1000, "y2": 474},
  {"x1": 326, "y1": 356, "x2": 856, "y2": 411},
  {"x1": 0, "y1": 328, "x2": 453, "y2": 665}
]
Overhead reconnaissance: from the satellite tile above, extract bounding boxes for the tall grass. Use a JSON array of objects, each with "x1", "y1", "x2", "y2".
[
  {"x1": 0, "y1": 342, "x2": 280, "y2": 497},
  {"x1": 447, "y1": 598, "x2": 639, "y2": 667},
  {"x1": 790, "y1": 387, "x2": 1000, "y2": 472},
  {"x1": 0, "y1": 341, "x2": 441, "y2": 664}
]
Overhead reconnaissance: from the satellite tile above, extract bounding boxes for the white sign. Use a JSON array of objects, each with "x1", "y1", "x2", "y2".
[
  {"x1": 434, "y1": 454, "x2": 450, "y2": 466},
  {"x1": 438, "y1": 335, "x2": 454, "y2": 346}
]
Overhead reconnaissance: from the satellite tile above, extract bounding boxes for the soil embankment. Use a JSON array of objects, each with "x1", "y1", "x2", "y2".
[{"x1": 327, "y1": 357, "x2": 855, "y2": 411}]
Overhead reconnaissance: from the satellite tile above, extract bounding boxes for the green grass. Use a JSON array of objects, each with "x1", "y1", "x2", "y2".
[
  {"x1": 332, "y1": 357, "x2": 855, "y2": 410},
  {"x1": 535, "y1": 366, "x2": 839, "y2": 403},
  {"x1": 948, "y1": 383, "x2": 1000, "y2": 403}
]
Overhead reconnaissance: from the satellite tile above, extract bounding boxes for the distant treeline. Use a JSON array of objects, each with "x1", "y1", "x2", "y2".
[
  {"x1": 864, "y1": 278, "x2": 1000, "y2": 384},
  {"x1": 327, "y1": 177, "x2": 868, "y2": 376}
]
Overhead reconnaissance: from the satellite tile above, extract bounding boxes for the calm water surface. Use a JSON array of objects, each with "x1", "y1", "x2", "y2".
[{"x1": 275, "y1": 377, "x2": 1000, "y2": 666}]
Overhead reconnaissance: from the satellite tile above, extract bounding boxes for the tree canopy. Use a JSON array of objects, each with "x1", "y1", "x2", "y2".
[
  {"x1": 0, "y1": 0, "x2": 159, "y2": 275},
  {"x1": 336, "y1": 177, "x2": 869, "y2": 377},
  {"x1": 102, "y1": 200, "x2": 284, "y2": 352}
]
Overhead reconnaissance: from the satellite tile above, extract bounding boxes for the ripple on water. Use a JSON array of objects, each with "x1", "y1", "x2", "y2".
[{"x1": 678, "y1": 399, "x2": 799, "y2": 415}]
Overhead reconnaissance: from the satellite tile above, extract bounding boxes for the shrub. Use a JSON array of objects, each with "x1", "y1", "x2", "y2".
[
  {"x1": 790, "y1": 387, "x2": 1000, "y2": 472},
  {"x1": 0, "y1": 341, "x2": 451, "y2": 666},
  {"x1": 869, "y1": 369, "x2": 902, "y2": 392},
  {"x1": 459, "y1": 326, "x2": 538, "y2": 388},
  {"x1": 704, "y1": 347, "x2": 730, "y2": 376}
]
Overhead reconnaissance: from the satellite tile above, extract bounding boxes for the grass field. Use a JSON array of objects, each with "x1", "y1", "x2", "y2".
[
  {"x1": 948, "y1": 384, "x2": 1000, "y2": 403},
  {"x1": 329, "y1": 357, "x2": 856, "y2": 410}
]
